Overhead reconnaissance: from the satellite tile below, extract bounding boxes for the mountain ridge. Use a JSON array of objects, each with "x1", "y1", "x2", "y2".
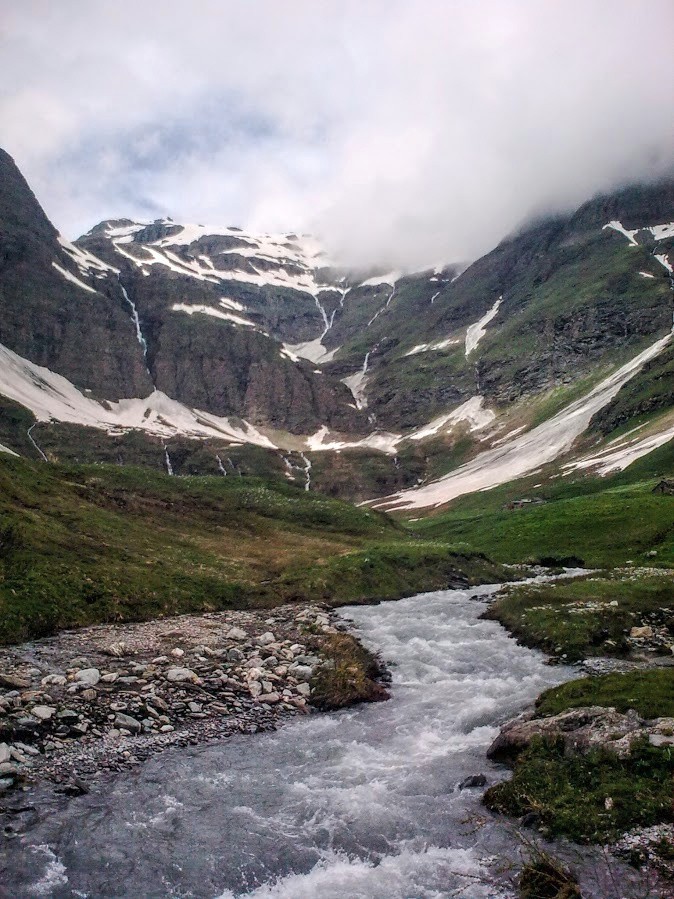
[{"x1": 0, "y1": 147, "x2": 673, "y2": 505}]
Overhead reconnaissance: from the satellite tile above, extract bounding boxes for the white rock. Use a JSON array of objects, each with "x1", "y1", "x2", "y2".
[
  {"x1": 170, "y1": 648, "x2": 185, "y2": 658},
  {"x1": 296, "y1": 682, "x2": 311, "y2": 697},
  {"x1": 262, "y1": 692, "x2": 280, "y2": 704},
  {"x1": 0, "y1": 743, "x2": 10, "y2": 764},
  {"x1": 257, "y1": 632, "x2": 276, "y2": 646},
  {"x1": 31, "y1": 705, "x2": 56, "y2": 721}
]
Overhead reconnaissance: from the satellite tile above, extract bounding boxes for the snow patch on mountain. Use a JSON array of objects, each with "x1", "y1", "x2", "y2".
[
  {"x1": 360, "y1": 271, "x2": 401, "y2": 288},
  {"x1": 284, "y1": 339, "x2": 339, "y2": 365},
  {"x1": 465, "y1": 297, "x2": 502, "y2": 356},
  {"x1": 342, "y1": 352, "x2": 371, "y2": 409},
  {"x1": 305, "y1": 425, "x2": 400, "y2": 455},
  {"x1": 51, "y1": 262, "x2": 99, "y2": 295},
  {"x1": 407, "y1": 397, "x2": 495, "y2": 441},
  {"x1": 0, "y1": 341, "x2": 277, "y2": 448},
  {"x1": 405, "y1": 336, "x2": 461, "y2": 356},
  {"x1": 565, "y1": 417, "x2": 674, "y2": 476},
  {"x1": 603, "y1": 220, "x2": 639, "y2": 246},
  {"x1": 375, "y1": 331, "x2": 672, "y2": 510},
  {"x1": 58, "y1": 236, "x2": 119, "y2": 277},
  {"x1": 171, "y1": 303, "x2": 258, "y2": 329}
]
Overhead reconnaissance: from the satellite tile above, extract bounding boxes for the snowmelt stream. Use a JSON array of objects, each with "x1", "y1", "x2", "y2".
[{"x1": 8, "y1": 580, "x2": 643, "y2": 898}]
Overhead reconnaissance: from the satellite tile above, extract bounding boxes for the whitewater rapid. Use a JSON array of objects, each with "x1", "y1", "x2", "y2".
[{"x1": 5, "y1": 581, "x2": 643, "y2": 898}]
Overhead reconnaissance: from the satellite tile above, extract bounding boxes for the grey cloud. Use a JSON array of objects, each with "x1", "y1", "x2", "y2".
[{"x1": 2, "y1": 0, "x2": 673, "y2": 267}]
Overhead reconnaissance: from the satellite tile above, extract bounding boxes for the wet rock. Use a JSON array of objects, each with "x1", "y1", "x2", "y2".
[
  {"x1": 459, "y1": 774, "x2": 487, "y2": 789},
  {"x1": 55, "y1": 777, "x2": 89, "y2": 797}
]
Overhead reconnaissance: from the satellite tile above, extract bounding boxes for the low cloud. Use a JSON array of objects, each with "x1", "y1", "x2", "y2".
[{"x1": 3, "y1": 0, "x2": 673, "y2": 267}]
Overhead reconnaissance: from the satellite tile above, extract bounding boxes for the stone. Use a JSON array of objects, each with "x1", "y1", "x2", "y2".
[
  {"x1": 459, "y1": 774, "x2": 487, "y2": 790},
  {"x1": 261, "y1": 692, "x2": 280, "y2": 704},
  {"x1": 248, "y1": 681, "x2": 262, "y2": 698},
  {"x1": 257, "y1": 632, "x2": 276, "y2": 646},
  {"x1": 100, "y1": 673, "x2": 119, "y2": 683},
  {"x1": 0, "y1": 762, "x2": 18, "y2": 776},
  {"x1": 170, "y1": 648, "x2": 185, "y2": 658},
  {"x1": 104, "y1": 641, "x2": 130, "y2": 657},
  {"x1": 69, "y1": 657, "x2": 91, "y2": 669},
  {"x1": 0, "y1": 673, "x2": 30, "y2": 689},
  {"x1": 75, "y1": 668, "x2": 101, "y2": 687},
  {"x1": 81, "y1": 688, "x2": 97, "y2": 701},
  {"x1": 57, "y1": 709, "x2": 80, "y2": 724},
  {"x1": 114, "y1": 713, "x2": 142, "y2": 734},
  {"x1": 41, "y1": 674, "x2": 67, "y2": 687},
  {"x1": 31, "y1": 705, "x2": 56, "y2": 721},
  {"x1": 226, "y1": 627, "x2": 248, "y2": 640},
  {"x1": 0, "y1": 743, "x2": 10, "y2": 764},
  {"x1": 630, "y1": 626, "x2": 653, "y2": 639},
  {"x1": 488, "y1": 706, "x2": 645, "y2": 762},
  {"x1": 295, "y1": 682, "x2": 311, "y2": 697},
  {"x1": 291, "y1": 665, "x2": 314, "y2": 681},
  {"x1": 166, "y1": 667, "x2": 199, "y2": 683}
]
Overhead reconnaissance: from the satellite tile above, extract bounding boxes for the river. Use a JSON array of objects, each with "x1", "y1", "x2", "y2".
[{"x1": 2, "y1": 580, "x2": 645, "y2": 898}]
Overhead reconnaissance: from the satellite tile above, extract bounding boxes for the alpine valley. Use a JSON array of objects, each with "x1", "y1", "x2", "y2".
[{"x1": 2, "y1": 145, "x2": 674, "y2": 897}]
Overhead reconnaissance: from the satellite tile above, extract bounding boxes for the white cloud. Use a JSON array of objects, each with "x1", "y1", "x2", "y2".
[{"x1": 2, "y1": 1, "x2": 673, "y2": 267}]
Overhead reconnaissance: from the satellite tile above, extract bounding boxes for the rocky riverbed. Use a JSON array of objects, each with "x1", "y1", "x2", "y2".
[{"x1": 0, "y1": 603, "x2": 380, "y2": 800}]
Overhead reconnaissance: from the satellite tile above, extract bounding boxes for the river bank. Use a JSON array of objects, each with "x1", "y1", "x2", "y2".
[
  {"x1": 0, "y1": 603, "x2": 388, "y2": 805},
  {"x1": 481, "y1": 567, "x2": 674, "y2": 891},
  {"x1": 2, "y1": 579, "x2": 655, "y2": 899}
]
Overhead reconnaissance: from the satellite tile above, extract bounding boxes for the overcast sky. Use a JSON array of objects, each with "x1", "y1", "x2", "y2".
[{"x1": 3, "y1": 1, "x2": 673, "y2": 267}]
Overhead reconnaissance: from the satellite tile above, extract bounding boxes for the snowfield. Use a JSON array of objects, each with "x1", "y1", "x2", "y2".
[{"x1": 374, "y1": 332, "x2": 673, "y2": 511}]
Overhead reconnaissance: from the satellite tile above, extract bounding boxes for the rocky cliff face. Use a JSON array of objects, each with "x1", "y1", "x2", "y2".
[{"x1": 0, "y1": 150, "x2": 151, "y2": 400}]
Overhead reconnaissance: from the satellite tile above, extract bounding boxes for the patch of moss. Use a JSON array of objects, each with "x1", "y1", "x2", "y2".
[{"x1": 484, "y1": 736, "x2": 674, "y2": 844}]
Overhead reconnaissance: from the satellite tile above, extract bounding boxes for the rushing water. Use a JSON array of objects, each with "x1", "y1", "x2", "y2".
[{"x1": 3, "y1": 581, "x2": 646, "y2": 898}]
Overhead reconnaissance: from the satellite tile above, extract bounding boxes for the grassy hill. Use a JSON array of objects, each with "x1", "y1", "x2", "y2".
[{"x1": 0, "y1": 455, "x2": 503, "y2": 644}]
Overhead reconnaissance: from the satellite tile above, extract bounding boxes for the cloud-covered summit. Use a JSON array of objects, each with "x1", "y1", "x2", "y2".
[{"x1": 3, "y1": 0, "x2": 673, "y2": 268}]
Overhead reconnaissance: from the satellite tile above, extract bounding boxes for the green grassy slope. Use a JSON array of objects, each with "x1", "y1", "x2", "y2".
[
  {"x1": 410, "y1": 441, "x2": 674, "y2": 568},
  {"x1": 0, "y1": 456, "x2": 503, "y2": 644}
]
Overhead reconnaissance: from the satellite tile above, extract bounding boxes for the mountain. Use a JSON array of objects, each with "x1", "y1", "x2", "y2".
[{"x1": 0, "y1": 147, "x2": 672, "y2": 504}]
